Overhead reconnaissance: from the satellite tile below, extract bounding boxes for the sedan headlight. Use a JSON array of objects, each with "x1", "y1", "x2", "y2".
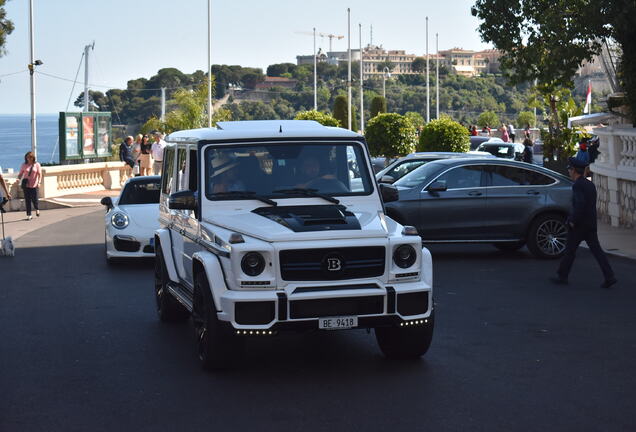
[
  {"x1": 241, "y1": 252, "x2": 265, "y2": 276},
  {"x1": 393, "y1": 244, "x2": 416, "y2": 269},
  {"x1": 111, "y1": 212, "x2": 129, "y2": 229}
]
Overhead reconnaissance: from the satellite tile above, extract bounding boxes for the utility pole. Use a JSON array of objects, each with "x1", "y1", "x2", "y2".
[
  {"x1": 436, "y1": 33, "x2": 439, "y2": 119},
  {"x1": 313, "y1": 27, "x2": 317, "y2": 111},
  {"x1": 28, "y1": 0, "x2": 37, "y2": 158},
  {"x1": 207, "y1": 0, "x2": 212, "y2": 127},
  {"x1": 347, "y1": 8, "x2": 352, "y2": 130},
  {"x1": 426, "y1": 16, "x2": 430, "y2": 123},
  {"x1": 160, "y1": 87, "x2": 166, "y2": 121},
  {"x1": 359, "y1": 23, "x2": 364, "y2": 132},
  {"x1": 83, "y1": 42, "x2": 94, "y2": 113}
]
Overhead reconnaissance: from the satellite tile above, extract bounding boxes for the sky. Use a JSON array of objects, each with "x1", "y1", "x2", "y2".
[{"x1": 0, "y1": 0, "x2": 490, "y2": 114}]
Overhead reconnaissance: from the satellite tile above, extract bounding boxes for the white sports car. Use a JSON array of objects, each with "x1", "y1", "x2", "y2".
[{"x1": 101, "y1": 176, "x2": 161, "y2": 263}]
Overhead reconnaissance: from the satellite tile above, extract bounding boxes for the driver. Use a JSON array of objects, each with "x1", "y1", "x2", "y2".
[
  {"x1": 211, "y1": 155, "x2": 245, "y2": 193},
  {"x1": 295, "y1": 156, "x2": 335, "y2": 189}
]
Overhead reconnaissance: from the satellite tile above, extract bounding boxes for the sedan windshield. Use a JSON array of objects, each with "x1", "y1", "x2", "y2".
[
  {"x1": 393, "y1": 161, "x2": 444, "y2": 189},
  {"x1": 119, "y1": 180, "x2": 161, "y2": 204},
  {"x1": 204, "y1": 142, "x2": 373, "y2": 200}
]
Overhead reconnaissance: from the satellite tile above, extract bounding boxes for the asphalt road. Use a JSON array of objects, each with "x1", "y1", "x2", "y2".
[{"x1": 2, "y1": 209, "x2": 635, "y2": 432}]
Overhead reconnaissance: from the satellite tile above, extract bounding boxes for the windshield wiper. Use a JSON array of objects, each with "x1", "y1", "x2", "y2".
[
  {"x1": 272, "y1": 188, "x2": 340, "y2": 205},
  {"x1": 210, "y1": 191, "x2": 277, "y2": 206}
]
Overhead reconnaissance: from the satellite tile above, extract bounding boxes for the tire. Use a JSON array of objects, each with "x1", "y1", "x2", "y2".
[
  {"x1": 526, "y1": 213, "x2": 568, "y2": 259},
  {"x1": 375, "y1": 311, "x2": 434, "y2": 359},
  {"x1": 492, "y1": 241, "x2": 525, "y2": 252},
  {"x1": 192, "y1": 272, "x2": 244, "y2": 370},
  {"x1": 154, "y1": 244, "x2": 189, "y2": 322}
]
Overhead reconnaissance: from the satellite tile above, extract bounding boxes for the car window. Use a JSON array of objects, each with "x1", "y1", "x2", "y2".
[
  {"x1": 119, "y1": 180, "x2": 161, "y2": 204},
  {"x1": 478, "y1": 144, "x2": 513, "y2": 158},
  {"x1": 386, "y1": 160, "x2": 428, "y2": 180},
  {"x1": 489, "y1": 165, "x2": 555, "y2": 186},
  {"x1": 436, "y1": 165, "x2": 483, "y2": 189},
  {"x1": 176, "y1": 148, "x2": 188, "y2": 192},
  {"x1": 394, "y1": 161, "x2": 443, "y2": 189},
  {"x1": 161, "y1": 147, "x2": 176, "y2": 195}
]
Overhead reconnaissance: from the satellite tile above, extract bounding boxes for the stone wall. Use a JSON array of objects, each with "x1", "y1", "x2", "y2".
[{"x1": 618, "y1": 179, "x2": 636, "y2": 228}]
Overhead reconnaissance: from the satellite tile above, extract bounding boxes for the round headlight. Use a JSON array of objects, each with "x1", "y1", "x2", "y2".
[
  {"x1": 111, "y1": 212, "x2": 129, "y2": 229},
  {"x1": 393, "y1": 244, "x2": 416, "y2": 269},
  {"x1": 241, "y1": 252, "x2": 265, "y2": 276}
]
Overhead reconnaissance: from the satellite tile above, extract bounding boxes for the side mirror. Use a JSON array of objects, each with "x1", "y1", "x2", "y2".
[
  {"x1": 169, "y1": 190, "x2": 197, "y2": 210},
  {"x1": 379, "y1": 175, "x2": 395, "y2": 184},
  {"x1": 379, "y1": 183, "x2": 399, "y2": 203},
  {"x1": 100, "y1": 196, "x2": 113, "y2": 210},
  {"x1": 427, "y1": 180, "x2": 447, "y2": 192}
]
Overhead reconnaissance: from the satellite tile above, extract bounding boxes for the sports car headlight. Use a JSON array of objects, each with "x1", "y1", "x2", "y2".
[
  {"x1": 393, "y1": 244, "x2": 416, "y2": 269},
  {"x1": 241, "y1": 252, "x2": 265, "y2": 276},
  {"x1": 111, "y1": 212, "x2": 129, "y2": 229}
]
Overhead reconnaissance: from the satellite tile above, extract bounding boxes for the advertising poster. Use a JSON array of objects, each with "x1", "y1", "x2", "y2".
[
  {"x1": 96, "y1": 116, "x2": 110, "y2": 156},
  {"x1": 82, "y1": 115, "x2": 95, "y2": 155},
  {"x1": 65, "y1": 115, "x2": 80, "y2": 157}
]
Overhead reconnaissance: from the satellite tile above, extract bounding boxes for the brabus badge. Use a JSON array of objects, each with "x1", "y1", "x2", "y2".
[{"x1": 327, "y1": 258, "x2": 342, "y2": 271}]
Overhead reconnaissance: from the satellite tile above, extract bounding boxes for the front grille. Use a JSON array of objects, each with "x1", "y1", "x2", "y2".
[
  {"x1": 289, "y1": 295, "x2": 384, "y2": 319},
  {"x1": 280, "y1": 246, "x2": 385, "y2": 281},
  {"x1": 113, "y1": 236, "x2": 140, "y2": 252}
]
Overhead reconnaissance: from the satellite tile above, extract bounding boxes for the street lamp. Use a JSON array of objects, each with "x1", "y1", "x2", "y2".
[
  {"x1": 28, "y1": 0, "x2": 42, "y2": 158},
  {"x1": 382, "y1": 66, "x2": 391, "y2": 99}
]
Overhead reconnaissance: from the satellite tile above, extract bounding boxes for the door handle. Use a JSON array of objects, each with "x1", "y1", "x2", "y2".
[
  {"x1": 468, "y1": 191, "x2": 482, "y2": 196},
  {"x1": 526, "y1": 190, "x2": 540, "y2": 195}
]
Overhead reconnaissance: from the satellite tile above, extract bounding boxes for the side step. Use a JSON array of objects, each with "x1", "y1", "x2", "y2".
[{"x1": 167, "y1": 282, "x2": 194, "y2": 311}]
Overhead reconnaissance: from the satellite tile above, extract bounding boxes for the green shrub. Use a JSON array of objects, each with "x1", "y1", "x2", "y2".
[
  {"x1": 370, "y1": 96, "x2": 388, "y2": 118},
  {"x1": 418, "y1": 117, "x2": 470, "y2": 152},
  {"x1": 365, "y1": 113, "x2": 417, "y2": 158},
  {"x1": 295, "y1": 110, "x2": 340, "y2": 127},
  {"x1": 477, "y1": 111, "x2": 499, "y2": 128}
]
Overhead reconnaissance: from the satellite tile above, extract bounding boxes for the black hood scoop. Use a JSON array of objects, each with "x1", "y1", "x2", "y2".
[{"x1": 252, "y1": 205, "x2": 361, "y2": 232}]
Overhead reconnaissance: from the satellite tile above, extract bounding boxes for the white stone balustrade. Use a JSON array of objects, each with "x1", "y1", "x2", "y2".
[{"x1": 591, "y1": 126, "x2": 636, "y2": 228}]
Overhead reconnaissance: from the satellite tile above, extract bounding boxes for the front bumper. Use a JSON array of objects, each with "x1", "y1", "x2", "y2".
[
  {"x1": 106, "y1": 231, "x2": 155, "y2": 258},
  {"x1": 216, "y1": 280, "x2": 432, "y2": 332}
]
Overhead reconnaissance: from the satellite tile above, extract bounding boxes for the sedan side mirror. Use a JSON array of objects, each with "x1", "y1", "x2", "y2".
[
  {"x1": 379, "y1": 175, "x2": 395, "y2": 184},
  {"x1": 100, "y1": 196, "x2": 113, "y2": 210},
  {"x1": 379, "y1": 183, "x2": 399, "y2": 203},
  {"x1": 169, "y1": 190, "x2": 197, "y2": 210},
  {"x1": 427, "y1": 180, "x2": 447, "y2": 192}
]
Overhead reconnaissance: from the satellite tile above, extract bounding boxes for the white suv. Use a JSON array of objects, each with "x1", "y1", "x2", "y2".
[{"x1": 154, "y1": 120, "x2": 434, "y2": 369}]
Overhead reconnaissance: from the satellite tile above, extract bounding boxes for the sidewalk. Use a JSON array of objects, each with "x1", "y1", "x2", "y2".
[{"x1": 593, "y1": 220, "x2": 636, "y2": 261}]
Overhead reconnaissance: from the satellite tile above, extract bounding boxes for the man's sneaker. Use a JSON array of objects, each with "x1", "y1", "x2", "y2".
[
  {"x1": 549, "y1": 276, "x2": 568, "y2": 285},
  {"x1": 601, "y1": 278, "x2": 617, "y2": 289}
]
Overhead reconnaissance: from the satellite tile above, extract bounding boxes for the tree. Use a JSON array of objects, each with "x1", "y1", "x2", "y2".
[
  {"x1": 411, "y1": 57, "x2": 426, "y2": 73},
  {"x1": 516, "y1": 111, "x2": 536, "y2": 128},
  {"x1": 471, "y1": 0, "x2": 636, "y2": 125},
  {"x1": 370, "y1": 96, "x2": 387, "y2": 118},
  {"x1": 477, "y1": 111, "x2": 499, "y2": 128},
  {"x1": 0, "y1": 0, "x2": 14, "y2": 57},
  {"x1": 418, "y1": 117, "x2": 470, "y2": 153},
  {"x1": 332, "y1": 95, "x2": 348, "y2": 128},
  {"x1": 404, "y1": 111, "x2": 425, "y2": 130},
  {"x1": 241, "y1": 72, "x2": 264, "y2": 90},
  {"x1": 294, "y1": 110, "x2": 340, "y2": 127},
  {"x1": 377, "y1": 59, "x2": 394, "y2": 73},
  {"x1": 365, "y1": 113, "x2": 417, "y2": 158},
  {"x1": 267, "y1": 63, "x2": 297, "y2": 77}
]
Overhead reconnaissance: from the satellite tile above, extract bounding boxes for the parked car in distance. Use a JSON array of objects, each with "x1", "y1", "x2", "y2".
[
  {"x1": 101, "y1": 176, "x2": 161, "y2": 263},
  {"x1": 385, "y1": 158, "x2": 573, "y2": 259},
  {"x1": 376, "y1": 152, "x2": 494, "y2": 184},
  {"x1": 476, "y1": 141, "x2": 525, "y2": 161},
  {"x1": 470, "y1": 135, "x2": 492, "y2": 150}
]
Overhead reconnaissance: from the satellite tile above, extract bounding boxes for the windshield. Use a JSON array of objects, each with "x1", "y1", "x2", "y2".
[
  {"x1": 204, "y1": 142, "x2": 373, "y2": 200},
  {"x1": 394, "y1": 161, "x2": 444, "y2": 189},
  {"x1": 119, "y1": 180, "x2": 161, "y2": 204}
]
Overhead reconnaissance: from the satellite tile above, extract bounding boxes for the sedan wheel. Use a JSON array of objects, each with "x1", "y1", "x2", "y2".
[{"x1": 527, "y1": 214, "x2": 568, "y2": 259}]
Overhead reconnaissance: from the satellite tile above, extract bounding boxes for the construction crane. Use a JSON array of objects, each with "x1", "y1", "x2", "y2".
[{"x1": 295, "y1": 31, "x2": 345, "y2": 52}]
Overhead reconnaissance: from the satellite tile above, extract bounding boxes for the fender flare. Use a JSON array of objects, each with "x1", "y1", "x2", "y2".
[
  {"x1": 155, "y1": 228, "x2": 179, "y2": 283},
  {"x1": 192, "y1": 251, "x2": 229, "y2": 312},
  {"x1": 420, "y1": 245, "x2": 433, "y2": 290}
]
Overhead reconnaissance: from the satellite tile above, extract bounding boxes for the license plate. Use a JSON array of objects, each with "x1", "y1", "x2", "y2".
[
  {"x1": 319, "y1": 316, "x2": 358, "y2": 330},
  {"x1": 149, "y1": 237, "x2": 155, "y2": 247}
]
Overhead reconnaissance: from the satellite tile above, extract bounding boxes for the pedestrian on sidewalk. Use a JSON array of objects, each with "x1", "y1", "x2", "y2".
[
  {"x1": 17, "y1": 152, "x2": 42, "y2": 221},
  {"x1": 151, "y1": 131, "x2": 166, "y2": 175},
  {"x1": 119, "y1": 136, "x2": 135, "y2": 178},
  {"x1": 522, "y1": 138, "x2": 533, "y2": 163},
  {"x1": 138, "y1": 134, "x2": 153, "y2": 176},
  {"x1": 500, "y1": 124, "x2": 510, "y2": 142},
  {"x1": 507, "y1": 123, "x2": 516, "y2": 143},
  {"x1": 551, "y1": 157, "x2": 617, "y2": 289}
]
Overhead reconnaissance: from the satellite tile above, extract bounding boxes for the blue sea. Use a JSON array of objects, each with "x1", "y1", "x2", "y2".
[{"x1": 0, "y1": 114, "x2": 60, "y2": 172}]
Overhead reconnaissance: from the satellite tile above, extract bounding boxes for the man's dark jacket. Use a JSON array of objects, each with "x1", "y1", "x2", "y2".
[
  {"x1": 569, "y1": 176, "x2": 597, "y2": 230},
  {"x1": 119, "y1": 143, "x2": 134, "y2": 168}
]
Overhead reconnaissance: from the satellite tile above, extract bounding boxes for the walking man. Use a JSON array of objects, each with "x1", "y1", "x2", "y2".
[
  {"x1": 119, "y1": 136, "x2": 135, "y2": 178},
  {"x1": 151, "y1": 131, "x2": 166, "y2": 175},
  {"x1": 551, "y1": 157, "x2": 617, "y2": 289}
]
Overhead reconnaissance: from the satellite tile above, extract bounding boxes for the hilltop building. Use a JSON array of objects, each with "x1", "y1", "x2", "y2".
[{"x1": 296, "y1": 45, "x2": 502, "y2": 79}]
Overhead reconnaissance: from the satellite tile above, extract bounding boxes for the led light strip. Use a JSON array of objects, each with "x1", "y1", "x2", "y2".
[{"x1": 400, "y1": 318, "x2": 429, "y2": 327}]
